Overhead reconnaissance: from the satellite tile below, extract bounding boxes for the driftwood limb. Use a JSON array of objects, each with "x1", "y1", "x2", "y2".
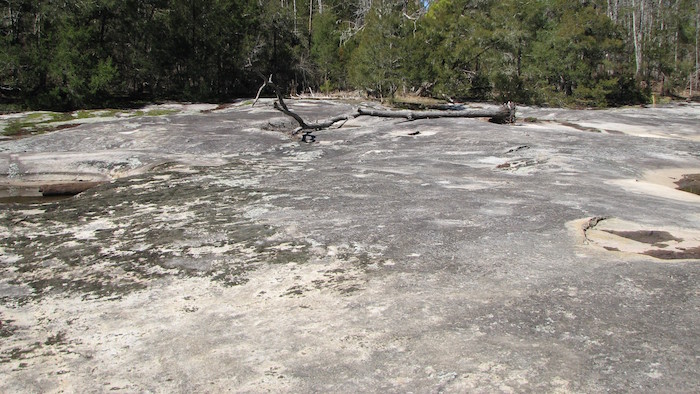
[
  {"x1": 358, "y1": 103, "x2": 515, "y2": 123},
  {"x1": 255, "y1": 75, "x2": 360, "y2": 133},
  {"x1": 252, "y1": 78, "x2": 267, "y2": 107},
  {"x1": 253, "y1": 75, "x2": 516, "y2": 136},
  {"x1": 255, "y1": 74, "x2": 310, "y2": 132}
]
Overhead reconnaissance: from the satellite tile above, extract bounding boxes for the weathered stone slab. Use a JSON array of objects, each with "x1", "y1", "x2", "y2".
[{"x1": 0, "y1": 101, "x2": 699, "y2": 392}]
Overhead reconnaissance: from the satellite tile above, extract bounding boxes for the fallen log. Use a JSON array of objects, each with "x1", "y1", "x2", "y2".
[
  {"x1": 254, "y1": 75, "x2": 516, "y2": 135},
  {"x1": 357, "y1": 105, "x2": 515, "y2": 123}
]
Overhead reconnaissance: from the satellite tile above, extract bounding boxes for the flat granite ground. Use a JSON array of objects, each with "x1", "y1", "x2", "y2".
[{"x1": 1, "y1": 100, "x2": 699, "y2": 392}]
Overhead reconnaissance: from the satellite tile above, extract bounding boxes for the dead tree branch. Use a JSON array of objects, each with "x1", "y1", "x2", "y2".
[
  {"x1": 254, "y1": 75, "x2": 516, "y2": 135},
  {"x1": 254, "y1": 74, "x2": 361, "y2": 133}
]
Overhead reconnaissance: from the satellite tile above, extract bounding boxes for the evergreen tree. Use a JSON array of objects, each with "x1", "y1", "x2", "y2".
[
  {"x1": 528, "y1": 1, "x2": 631, "y2": 106},
  {"x1": 311, "y1": 10, "x2": 342, "y2": 92},
  {"x1": 348, "y1": 3, "x2": 404, "y2": 98},
  {"x1": 2, "y1": 0, "x2": 697, "y2": 109}
]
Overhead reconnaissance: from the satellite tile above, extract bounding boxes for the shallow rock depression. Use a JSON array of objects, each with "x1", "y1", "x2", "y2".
[{"x1": 1, "y1": 101, "x2": 700, "y2": 392}]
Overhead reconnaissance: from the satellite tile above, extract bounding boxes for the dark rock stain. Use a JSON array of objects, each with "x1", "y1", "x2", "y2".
[{"x1": 603, "y1": 230, "x2": 683, "y2": 245}]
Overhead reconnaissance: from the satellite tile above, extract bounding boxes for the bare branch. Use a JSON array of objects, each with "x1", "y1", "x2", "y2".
[
  {"x1": 252, "y1": 75, "x2": 270, "y2": 107},
  {"x1": 253, "y1": 75, "x2": 516, "y2": 139}
]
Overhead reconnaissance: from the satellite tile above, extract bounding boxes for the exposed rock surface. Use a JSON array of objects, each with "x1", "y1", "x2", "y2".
[{"x1": 1, "y1": 101, "x2": 699, "y2": 392}]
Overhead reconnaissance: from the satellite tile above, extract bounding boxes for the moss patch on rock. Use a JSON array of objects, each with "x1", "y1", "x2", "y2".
[{"x1": 1, "y1": 163, "x2": 310, "y2": 301}]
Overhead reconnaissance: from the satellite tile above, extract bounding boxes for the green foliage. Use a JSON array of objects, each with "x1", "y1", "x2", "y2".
[
  {"x1": 492, "y1": 73, "x2": 531, "y2": 104},
  {"x1": 527, "y1": 2, "x2": 629, "y2": 106},
  {"x1": 320, "y1": 79, "x2": 333, "y2": 94},
  {"x1": 2, "y1": 111, "x2": 74, "y2": 136},
  {"x1": 89, "y1": 58, "x2": 119, "y2": 96},
  {"x1": 421, "y1": 0, "x2": 496, "y2": 100},
  {"x1": 348, "y1": 6, "x2": 402, "y2": 98},
  {"x1": 1, "y1": 106, "x2": 179, "y2": 136},
  {"x1": 2, "y1": 0, "x2": 693, "y2": 109},
  {"x1": 347, "y1": 1, "x2": 426, "y2": 98},
  {"x1": 130, "y1": 109, "x2": 180, "y2": 117},
  {"x1": 312, "y1": 11, "x2": 343, "y2": 86}
]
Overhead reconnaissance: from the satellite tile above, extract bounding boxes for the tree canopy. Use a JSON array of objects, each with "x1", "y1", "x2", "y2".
[{"x1": 2, "y1": 0, "x2": 698, "y2": 110}]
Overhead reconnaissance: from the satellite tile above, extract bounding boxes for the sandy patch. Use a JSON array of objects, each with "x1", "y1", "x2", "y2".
[
  {"x1": 607, "y1": 168, "x2": 700, "y2": 203},
  {"x1": 642, "y1": 167, "x2": 700, "y2": 190},
  {"x1": 570, "y1": 217, "x2": 700, "y2": 260}
]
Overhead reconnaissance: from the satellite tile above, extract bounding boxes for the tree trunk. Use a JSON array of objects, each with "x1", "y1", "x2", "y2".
[
  {"x1": 293, "y1": 0, "x2": 297, "y2": 33},
  {"x1": 308, "y1": 0, "x2": 313, "y2": 48},
  {"x1": 632, "y1": 0, "x2": 643, "y2": 77},
  {"x1": 255, "y1": 76, "x2": 517, "y2": 136},
  {"x1": 696, "y1": 0, "x2": 700, "y2": 81},
  {"x1": 356, "y1": 106, "x2": 515, "y2": 123}
]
